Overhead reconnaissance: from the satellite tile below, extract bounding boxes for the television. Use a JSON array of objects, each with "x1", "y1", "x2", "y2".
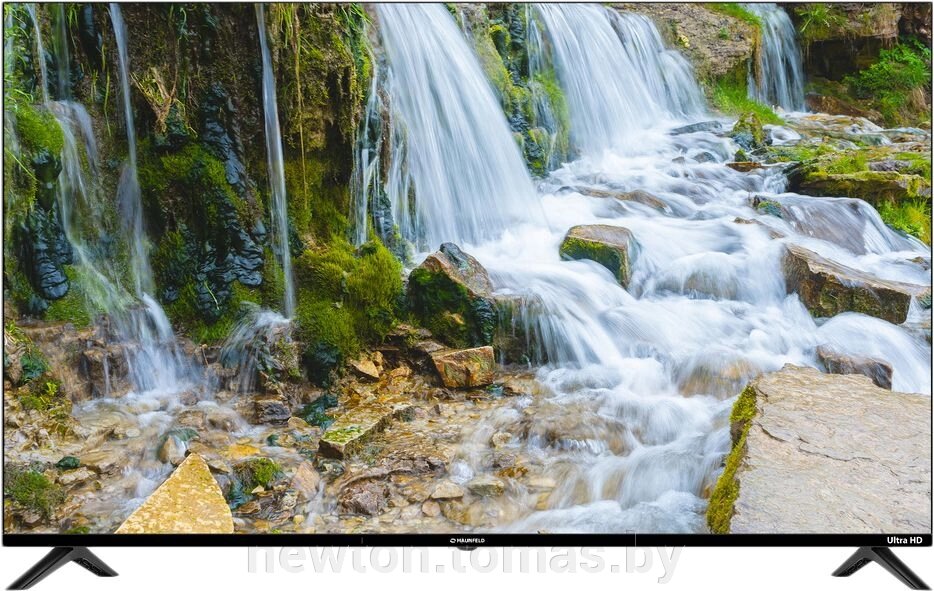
[{"x1": 2, "y1": 2, "x2": 931, "y2": 589}]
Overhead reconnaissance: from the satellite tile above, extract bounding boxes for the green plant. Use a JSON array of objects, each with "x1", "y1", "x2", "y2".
[
  {"x1": 844, "y1": 39, "x2": 932, "y2": 126},
  {"x1": 711, "y1": 75, "x2": 782, "y2": 125},
  {"x1": 235, "y1": 458, "x2": 283, "y2": 490},
  {"x1": 704, "y1": 3, "x2": 761, "y2": 28},
  {"x1": 878, "y1": 199, "x2": 932, "y2": 245},
  {"x1": 794, "y1": 4, "x2": 846, "y2": 44},
  {"x1": 4, "y1": 468, "x2": 64, "y2": 519}
]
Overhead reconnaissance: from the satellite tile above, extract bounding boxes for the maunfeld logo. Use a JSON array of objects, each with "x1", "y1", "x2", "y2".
[{"x1": 450, "y1": 537, "x2": 486, "y2": 544}]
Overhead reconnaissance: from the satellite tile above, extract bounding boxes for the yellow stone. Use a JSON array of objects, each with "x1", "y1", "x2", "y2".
[
  {"x1": 116, "y1": 454, "x2": 234, "y2": 534},
  {"x1": 226, "y1": 443, "x2": 260, "y2": 460}
]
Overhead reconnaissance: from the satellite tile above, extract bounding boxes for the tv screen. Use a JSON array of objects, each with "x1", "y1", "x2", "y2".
[{"x1": 2, "y1": 0, "x2": 931, "y2": 551}]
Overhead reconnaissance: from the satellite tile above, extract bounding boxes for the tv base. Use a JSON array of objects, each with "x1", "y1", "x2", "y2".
[
  {"x1": 833, "y1": 547, "x2": 929, "y2": 590},
  {"x1": 7, "y1": 547, "x2": 118, "y2": 590}
]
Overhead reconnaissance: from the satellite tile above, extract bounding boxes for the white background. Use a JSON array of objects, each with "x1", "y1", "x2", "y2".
[{"x1": 0, "y1": 545, "x2": 931, "y2": 590}]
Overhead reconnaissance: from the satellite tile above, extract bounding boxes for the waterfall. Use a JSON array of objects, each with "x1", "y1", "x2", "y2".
[
  {"x1": 370, "y1": 3, "x2": 541, "y2": 251},
  {"x1": 25, "y1": 4, "x2": 49, "y2": 103},
  {"x1": 535, "y1": 4, "x2": 705, "y2": 155},
  {"x1": 109, "y1": 3, "x2": 153, "y2": 297},
  {"x1": 52, "y1": 4, "x2": 71, "y2": 100},
  {"x1": 256, "y1": 5, "x2": 296, "y2": 318},
  {"x1": 745, "y1": 3, "x2": 806, "y2": 112}
]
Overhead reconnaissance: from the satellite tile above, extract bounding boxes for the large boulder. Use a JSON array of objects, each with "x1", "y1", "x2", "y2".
[
  {"x1": 559, "y1": 224, "x2": 636, "y2": 287},
  {"x1": 430, "y1": 346, "x2": 496, "y2": 389},
  {"x1": 116, "y1": 453, "x2": 233, "y2": 534},
  {"x1": 407, "y1": 243, "x2": 496, "y2": 348},
  {"x1": 782, "y1": 243, "x2": 929, "y2": 324},
  {"x1": 707, "y1": 365, "x2": 931, "y2": 534}
]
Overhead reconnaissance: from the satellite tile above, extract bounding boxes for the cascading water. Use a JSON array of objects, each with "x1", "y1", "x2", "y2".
[
  {"x1": 25, "y1": 3, "x2": 49, "y2": 103},
  {"x1": 745, "y1": 3, "x2": 806, "y2": 112},
  {"x1": 367, "y1": 3, "x2": 541, "y2": 251},
  {"x1": 256, "y1": 4, "x2": 296, "y2": 318},
  {"x1": 534, "y1": 4, "x2": 705, "y2": 155},
  {"x1": 359, "y1": 3, "x2": 930, "y2": 533}
]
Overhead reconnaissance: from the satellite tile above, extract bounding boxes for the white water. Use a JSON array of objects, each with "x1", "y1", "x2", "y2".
[
  {"x1": 109, "y1": 4, "x2": 153, "y2": 297},
  {"x1": 535, "y1": 4, "x2": 705, "y2": 155},
  {"x1": 746, "y1": 3, "x2": 806, "y2": 112},
  {"x1": 256, "y1": 5, "x2": 296, "y2": 318},
  {"x1": 25, "y1": 4, "x2": 49, "y2": 103},
  {"x1": 366, "y1": 3, "x2": 931, "y2": 534},
  {"x1": 371, "y1": 3, "x2": 542, "y2": 251}
]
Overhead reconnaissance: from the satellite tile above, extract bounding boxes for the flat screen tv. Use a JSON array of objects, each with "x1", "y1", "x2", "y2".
[{"x1": 2, "y1": 2, "x2": 932, "y2": 589}]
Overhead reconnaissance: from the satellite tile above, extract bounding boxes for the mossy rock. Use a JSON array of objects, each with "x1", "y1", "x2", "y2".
[
  {"x1": 729, "y1": 111, "x2": 767, "y2": 151},
  {"x1": 798, "y1": 171, "x2": 929, "y2": 206},
  {"x1": 407, "y1": 243, "x2": 496, "y2": 348},
  {"x1": 234, "y1": 457, "x2": 283, "y2": 491},
  {"x1": 3, "y1": 468, "x2": 64, "y2": 520},
  {"x1": 559, "y1": 224, "x2": 636, "y2": 287},
  {"x1": 706, "y1": 383, "x2": 757, "y2": 533}
]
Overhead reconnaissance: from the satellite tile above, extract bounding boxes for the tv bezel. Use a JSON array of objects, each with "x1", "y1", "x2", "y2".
[{"x1": 3, "y1": 533, "x2": 932, "y2": 547}]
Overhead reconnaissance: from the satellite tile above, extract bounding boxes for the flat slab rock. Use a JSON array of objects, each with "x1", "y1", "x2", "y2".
[
  {"x1": 116, "y1": 453, "x2": 233, "y2": 534},
  {"x1": 318, "y1": 401, "x2": 413, "y2": 459},
  {"x1": 730, "y1": 366, "x2": 931, "y2": 534},
  {"x1": 431, "y1": 346, "x2": 495, "y2": 388}
]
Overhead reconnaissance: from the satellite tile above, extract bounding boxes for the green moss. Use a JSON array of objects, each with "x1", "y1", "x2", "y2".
[
  {"x1": 292, "y1": 237, "x2": 403, "y2": 381},
  {"x1": 44, "y1": 266, "x2": 93, "y2": 327},
  {"x1": 18, "y1": 349, "x2": 48, "y2": 385},
  {"x1": 703, "y1": 3, "x2": 761, "y2": 28},
  {"x1": 235, "y1": 457, "x2": 282, "y2": 490},
  {"x1": 55, "y1": 456, "x2": 80, "y2": 470},
  {"x1": 4, "y1": 468, "x2": 64, "y2": 519},
  {"x1": 11, "y1": 103, "x2": 65, "y2": 156},
  {"x1": 321, "y1": 425, "x2": 363, "y2": 445},
  {"x1": 559, "y1": 236, "x2": 629, "y2": 285},
  {"x1": 707, "y1": 384, "x2": 758, "y2": 534},
  {"x1": 165, "y1": 280, "x2": 261, "y2": 344},
  {"x1": 407, "y1": 265, "x2": 495, "y2": 348},
  {"x1": 19, "y1": 378, "x2": 71, "y2": 422},
  {"x1": 710, "y1": 72, "x2": 782, "y2": 126}
]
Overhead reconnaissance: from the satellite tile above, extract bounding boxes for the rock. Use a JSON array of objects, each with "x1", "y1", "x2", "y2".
[
  {"x1": 561, "y1": 186, "x2": 669, "y2": 212},
  {"x1": 670, "y1": 120, "x2": 722, "y2": 135},
  {"x1": 467, "y1": 475, "x2": 506, "y2": 497},
  {"x1": 725, "y1": 161, "x2": 762, "y2": 172},
  {"x1": 158, "y1": 435, "x2": 187, "y2": 466},
  {"x1": 430, "y1": 346, "x2": 495, "y2": 389},
  {"x1": 55, "y1": 456, "x2": 80, "y2": 470},
  {"x1": 708, "y1": 366, "x2": 930, "y2": 534},
  {"x1": 407, "y1": 243, "x2": 497, "y2": 348},
  {"x1": 804, "y1": 94, "x2": 882, "y2": 122},
  {"x1": 339, "y1": 479, "x2": 389, "y2": 516},
  {"x1": 226, "y1": 443, "x2": 260, "y2": 460},
  {"x1": 782, "y1": 243, "x2": 929, "y2": 324},
  {"x1": 491, "y1": 431, "x2": 513, "y2": 448},
  {"x1": 797, "y1": 170, "x2": 928, "y2": 206},
  {"x1": 730, "y1": 112, "x2": 766, "y2": 151},
  {"x1": 421, "y1": 500, "x2": 442, "y2": 517},
  {"x1": 816, "y1": 345, "x2": 893, "y2": 390},
  {"x1": 318, "y1": 402, "x2": 409, "y2": 459},
  {"x1": 78, "y1": 345, "x2": 130, "y2": 398},
  {"x1": 81, "y1": 447, "x2": 129, "y2": 475},
  {"x1": 559, "y1": 224, "x2": 636, "y2": 286},
  {"x1": 252, "y1": 392, "x2": 291, "y2": 425},
  {"x1": 350, "y1": 356, "x2": 381, "y2": 381},
  {"x1": 290, "y1": 461, "x2": 322, "y2": 502},
  {"x1": 116, "y1": 454, "x2": 234, "y2": 534},
  {"x1": 57, "y1": 467, "x2": 94, "y2": 487},
  {"x1": 430, "y1": 481, "x2": 465, "y2": 500}
]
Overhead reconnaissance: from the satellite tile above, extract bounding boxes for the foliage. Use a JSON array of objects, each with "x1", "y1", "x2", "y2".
[
  {"x1": 235, "y1": 457, "x2": 282, "y2": 490},
  {"x1": 844, "y1": 39, "x2": 932, "y2": 126},
  {"x1": 878, "y1": 199, "x2": 932, "y2": 245},
  {"x1": 4, "y1": 468, "x2": 64, "y2": 519},
  {"x1": 710, "y1": 73, "x2": 782, "y2": 125},
  {"x1": 793, "y1": 4, "x2": 846, "y2": 44},
  {"x1": 44, "y1": 266, "x2": 93, "y2": 327}
]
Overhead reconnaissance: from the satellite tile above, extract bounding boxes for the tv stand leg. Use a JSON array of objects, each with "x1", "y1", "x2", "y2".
[
  {"x1": 7, "y1": 547, "x2": 118, "y2": 590},
  {"x1": 832, "y1": 547, "x2": 929, "y2": 590}
]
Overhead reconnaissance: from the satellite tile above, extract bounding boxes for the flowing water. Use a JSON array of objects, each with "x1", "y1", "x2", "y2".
[
  {"x1": 368, "y1": 3, "x2": 542, "y2": 250},
  {"x1": 535, "y1": 4, "x2": 705, "y2": 155},
  {"x1": 25, "y1": 3, "x2": 49, "y2": 103},
  {"x1": 256, "y1": 4, "x2": 296, "y2": 318},
  {"x1": 368, "y1": 3, "x2": 931, "y2": 533},
  {"x1": 746, "y1": 3, "x2": 806, "y2": 112}
]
